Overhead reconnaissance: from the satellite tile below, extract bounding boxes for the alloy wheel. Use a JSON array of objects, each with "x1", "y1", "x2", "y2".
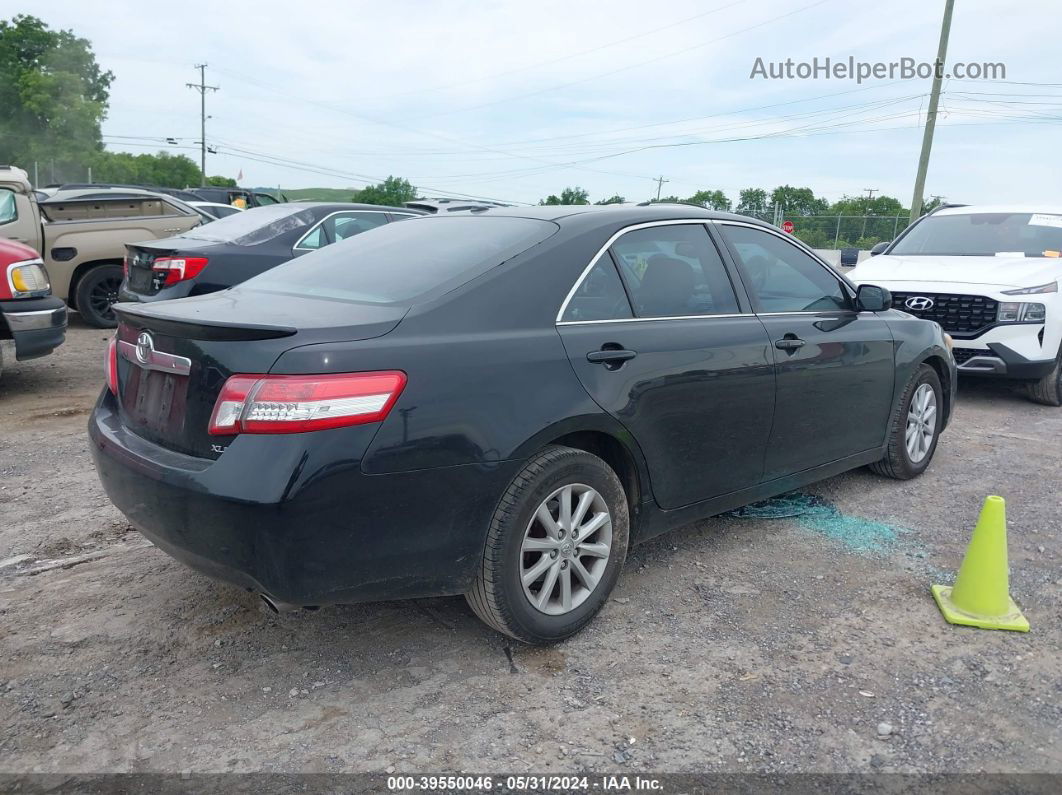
[
  {"x1": 90, "y1": 275, "x2": 123, "y2": 322},
  {"x1": 520, "y1": 483, "x2": 612, "y2": 616},
  {"x1": 905, "y1": 382, "x2": 937, "y2": 463}
]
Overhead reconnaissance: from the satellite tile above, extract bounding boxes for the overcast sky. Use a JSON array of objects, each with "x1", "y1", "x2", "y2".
[{"x1": 33, "y1": 0, "x2": 1062, "y2": 207}]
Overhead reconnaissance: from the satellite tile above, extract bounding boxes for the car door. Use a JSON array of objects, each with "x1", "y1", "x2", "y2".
[
  {"x1": 556, "y1": 221, "x2": 776, "y2": 510},
  {"x1": 716, "y1": 222, "x2": 895, "y2": 479}
]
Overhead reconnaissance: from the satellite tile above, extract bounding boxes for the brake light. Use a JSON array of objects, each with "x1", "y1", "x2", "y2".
[
  {"x1": 152, "y1": 256, "x2": 209, "y2": 287},
  {"x1": 208, "y1": 371, "x2": 406, "y2": 435},
  {"x1": 122, "y1": 255, "x2": 129, "y2": 278},
  {"x1": 106, "y1": 336, "x2": 118, "y2": 394}
]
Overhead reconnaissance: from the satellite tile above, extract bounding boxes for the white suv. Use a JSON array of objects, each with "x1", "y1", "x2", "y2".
[{"x1": 850, "y1": 205, "x2": 1062, "y2": 406}]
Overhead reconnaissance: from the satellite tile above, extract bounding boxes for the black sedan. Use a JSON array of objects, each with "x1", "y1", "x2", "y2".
[
  {"x1": 119, "y1": 201, "x2": 424, "y2": 304},
  {"x1": 90, "y1": 205, "x2": 955, "y2": 643}
]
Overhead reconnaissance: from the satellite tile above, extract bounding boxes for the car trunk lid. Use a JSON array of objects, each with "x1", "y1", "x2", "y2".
[{"x1": 112, "y1": 291, "x2": 407, "y2": 458}]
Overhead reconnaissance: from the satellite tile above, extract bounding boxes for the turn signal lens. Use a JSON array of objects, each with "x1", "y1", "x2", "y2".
[
  {"x1": 106, "y1": 336, "x2": 118, "y2": 394},
  {"x1": 152, "y1": 256, "x2": 209, "y2": 287},
  {"x1": 7, "y1": 260, "x2": 50, "y2": 297},
  {"x1": 208, "y1": 371, "x2": 407, "y2": 435}
]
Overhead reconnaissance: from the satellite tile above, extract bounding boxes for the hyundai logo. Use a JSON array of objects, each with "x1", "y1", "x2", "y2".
[
  {"x1": 135, "y1": 331, "x2": 154, "y2": 364},
  {"x1": 905, "y1": 296, "x2": 935, "y2": 311}
]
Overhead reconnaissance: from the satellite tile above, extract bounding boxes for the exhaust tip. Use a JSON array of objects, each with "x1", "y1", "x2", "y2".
[{"x1": 259, "y1": 594, "x2": 318, "y2": 613}]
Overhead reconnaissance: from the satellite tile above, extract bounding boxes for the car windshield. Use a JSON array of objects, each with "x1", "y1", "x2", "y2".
[
  {"x1": 242, "y1": 215, "x2": 558, "y2": 304},
  {"x1": 890, "y1": 212, "x2": 1062, "y2": 258},
  {"x1": 181, "y1": 203, "x2": 313, "y2": 245}
]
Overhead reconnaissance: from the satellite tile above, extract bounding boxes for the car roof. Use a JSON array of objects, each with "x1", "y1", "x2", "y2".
[
  {"x1": 438, "y1": 202, "x2": 773, "y2": 227},
  {"x1": 289, "y1": 202, "x2": 427, "y2": 214},
  {"x1": 934, "y1": 204, "x2": 1062, "y2": 216}
]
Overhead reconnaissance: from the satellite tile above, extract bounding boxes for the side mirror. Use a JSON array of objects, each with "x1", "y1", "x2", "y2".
[
  {"x1": 869, "y1": 241, "x2": 890, "y2": 256},
  {"x1": 856, "y1": 284, "x2": 892, "y2": 312}
]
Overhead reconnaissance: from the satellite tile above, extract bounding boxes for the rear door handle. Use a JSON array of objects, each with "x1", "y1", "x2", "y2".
[
  {"x1": 774, "y1": 337, "x2": 805, "y2": 351},
  {"x1": 587, "y1": 348, "x2": 638, "y2": 364}
]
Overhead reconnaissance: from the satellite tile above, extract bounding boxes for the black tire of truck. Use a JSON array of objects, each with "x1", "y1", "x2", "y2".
[{"x1": 75, "y1": 264, "x2": 124, "y2": 329}]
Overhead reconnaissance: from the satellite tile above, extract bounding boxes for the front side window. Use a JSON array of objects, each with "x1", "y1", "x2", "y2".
[
  {"x1": 560, "y1": 258, "x2": 633, "y2": 322},
  {"x1": 723, "y1": 225, "x2": 848, "y2": 313},
  {"x1": 0, "y1": 189, "x2": 17, "y2": 225},
  {"x1": 610, "y1": 224, "x2": 739, "y2": 318},
  {"x1": 890, "y1": 212, "x2": 1062, "y2": 258}
]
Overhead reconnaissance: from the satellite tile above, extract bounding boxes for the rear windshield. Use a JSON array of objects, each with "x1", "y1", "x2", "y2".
[
  {"x1": 182, "y1": 204, "x2": 313, "y2": 245},
  {"x1": 241, "y1": 215, "x2": 557, "y2": 304},
  {"x1": 891, "y1": 212, "x2": 1062, "y2": 257}
]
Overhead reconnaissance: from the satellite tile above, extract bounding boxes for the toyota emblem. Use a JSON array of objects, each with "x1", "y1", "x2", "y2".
[
  {"x1": 905, "y1": 296, "x2": 935, "y2": 311},
  {"x1": 135, "y1": 331, "x2": 154, "y2": 364}
]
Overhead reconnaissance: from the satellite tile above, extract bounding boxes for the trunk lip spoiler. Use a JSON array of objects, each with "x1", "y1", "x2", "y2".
[{"x1": 113, "y1": 303, "x2": 298, "y2": 341}]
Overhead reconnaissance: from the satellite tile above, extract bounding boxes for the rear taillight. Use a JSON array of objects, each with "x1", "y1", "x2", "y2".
[
  {"x1": 122, "y1": 255, "x2": 129, "y2": 278},
  {"x1": 208, "y1": 371, "x2": 406, "y2": 435},
  {"x1": 106, "y1": 336, "x2": 118, "y2": 394},
  {"x1": 152, "y1": 256, "x2": 209, "y2": 287}
]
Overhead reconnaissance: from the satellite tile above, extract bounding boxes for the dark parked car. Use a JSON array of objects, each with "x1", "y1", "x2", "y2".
[
  {"x1": 90, "y1": 205, "x2": 955, "y2": 643},
  {"x1": 119, "y1": 202, "x2": 424, "y2": 304}
]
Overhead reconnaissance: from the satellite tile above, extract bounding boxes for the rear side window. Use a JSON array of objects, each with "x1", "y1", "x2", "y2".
[
  {"x1": 611, "y1": 224, "x2": 739, "y2": 318},
  {"x1": 184, "y1": 204, "x2": 314, "y2": 245},
  {"x1": 244, "y1": 216, "x2": 558, "y2": 304},
  {"x1": 560, "y1": 258, "x2": 633, "y2": 322}
]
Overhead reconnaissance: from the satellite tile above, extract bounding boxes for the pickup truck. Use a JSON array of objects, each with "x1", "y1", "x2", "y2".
[
  {"x1": 0, "y1": 166, "x2": 200, "y2": 328},
  {"x1": 0, "y1": 237, "x2": 67, "y2": 380}
]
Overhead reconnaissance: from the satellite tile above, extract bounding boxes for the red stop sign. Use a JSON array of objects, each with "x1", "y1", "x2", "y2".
[{"x1": 782, "y1": 220, "x2": 795, "y2": 234}]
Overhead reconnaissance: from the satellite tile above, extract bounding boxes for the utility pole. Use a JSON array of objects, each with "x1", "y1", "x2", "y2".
[
  {"x1": 186, "y1": 64, "x2": 219, "y2": 187},
  {"x1": 909, "y1": 0, "x2": 955, "y2": 225},
  {"x1": 862, "y1": 188, "x2": 878, "y2": 237},
  {"x1": 864, "y1": 188, "x2": 878, "y2": 201},
  {"x1": 653, "y1": 175, "x2": 669, "y2": 202}
]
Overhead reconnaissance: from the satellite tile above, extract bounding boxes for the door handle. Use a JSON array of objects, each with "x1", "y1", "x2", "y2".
[
  {"x1": 774, "y1": 336, "x2": 806, "y2": 352},
  {"x1": 587, "y1": 348, "x2": 637, "y2": 364}
]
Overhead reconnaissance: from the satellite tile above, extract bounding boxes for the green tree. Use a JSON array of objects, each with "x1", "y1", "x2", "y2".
[
  {"x1": 652, "y1": 195, "x2": 682, "y2": 204},
  {"x1": 90, "y1": 150, "x2": 201, "y2": 188},
  {"x1": 207, "y1": 175, "x2": 237, "y2": 187},
  {"x1": 595, "y1": 194, "x2": 626, "y2": 205},
  {"x1": 736, "y1": 188, "x2": 769, "y2": 216},
  {"x1": 771, "y1": 185, "x2": 828, "y2": 216},
  {"x1": 353, "y1": 176, "x2": 417, "y2": 206},
  {"x1": 0, "y1": 15, "x2": 113, "y2": 183},
  {"x1": 540, "y1": 186, "x2": 589, "y2": 205},
  {"x1": 685, "y1": 189, "x2": 731, "y2": 211}
]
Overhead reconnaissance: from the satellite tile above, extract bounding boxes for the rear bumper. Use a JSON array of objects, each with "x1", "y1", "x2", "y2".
[
  {"x1": 88, "y1": 391, "x2": 517, "y2": 606},
  {"x1": 0, "y1": 296, "x2": 67, "y2": 360}
]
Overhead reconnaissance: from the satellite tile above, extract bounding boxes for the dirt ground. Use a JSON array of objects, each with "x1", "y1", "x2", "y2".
[{"x1": 1, "y1": 318, "x2": 1059, "y2": 775}]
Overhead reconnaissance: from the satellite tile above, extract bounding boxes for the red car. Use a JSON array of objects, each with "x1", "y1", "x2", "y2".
[{"x1": 0, "y1": 238, "x2": 67, "y2": 379}]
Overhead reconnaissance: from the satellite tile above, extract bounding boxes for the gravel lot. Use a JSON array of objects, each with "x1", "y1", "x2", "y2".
[{"x1": 1, "y1": 318, "x2": 1059, "y2": 775}]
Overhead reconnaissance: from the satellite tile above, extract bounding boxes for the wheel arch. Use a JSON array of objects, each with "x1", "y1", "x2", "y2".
[
  {"x1": 919, "y1": 352, "x2": 954, "y2": 427},
  {"x1": 510, "y1": 416, "x2": 653, "y2": 530}
]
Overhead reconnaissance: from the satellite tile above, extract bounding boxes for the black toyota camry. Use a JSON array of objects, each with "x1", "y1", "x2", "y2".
[
  {"x1": 90, "y1": 205, "x2": 956, "y2": 643},
  {"x1": 119, "y1": 201, "x2": 424, "y2": 303}
]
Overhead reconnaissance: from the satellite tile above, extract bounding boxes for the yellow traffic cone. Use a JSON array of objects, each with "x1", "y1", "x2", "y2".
[{"x1": 932, "y1": 496, "x2": 1029, "y2": 632}]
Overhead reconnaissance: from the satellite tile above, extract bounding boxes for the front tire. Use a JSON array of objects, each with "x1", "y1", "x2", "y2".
[
  {"x1": 75, "y1": 264, "x2": 124, "y2": 328},
  {"x1": 1026, "y1": 350, "x2": 1062, "y2": 406},
  {"x1": 466, "y1": 445, "x2": 629, "y2": 644},
  {"x1": 869, "y1": 363, "x2": 943, "y2": 480}
]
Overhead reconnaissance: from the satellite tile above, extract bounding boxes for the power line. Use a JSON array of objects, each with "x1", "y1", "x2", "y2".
[{"x1": 402, "y1": 0, "x2": 834, "y2": 122}]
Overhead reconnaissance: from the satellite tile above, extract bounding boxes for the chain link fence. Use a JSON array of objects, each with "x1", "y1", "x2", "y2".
[{"x1": 736, "y1": 211, "x2": 908, "y2": 250}]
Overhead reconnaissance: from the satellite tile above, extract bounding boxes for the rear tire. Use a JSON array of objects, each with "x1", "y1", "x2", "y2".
[
  {"x1": 466, "y1": 445, "x2": 629, "y2": 644},
  {"x1": 75, "y1": 264, "x2": 123, "y2": 328},
  {"x1": 869, "y1": 363, "x2": 943, "y2": 480},
  {"x1": 1025, "y1": 350, "x2": 1062, "y2": 406}
]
